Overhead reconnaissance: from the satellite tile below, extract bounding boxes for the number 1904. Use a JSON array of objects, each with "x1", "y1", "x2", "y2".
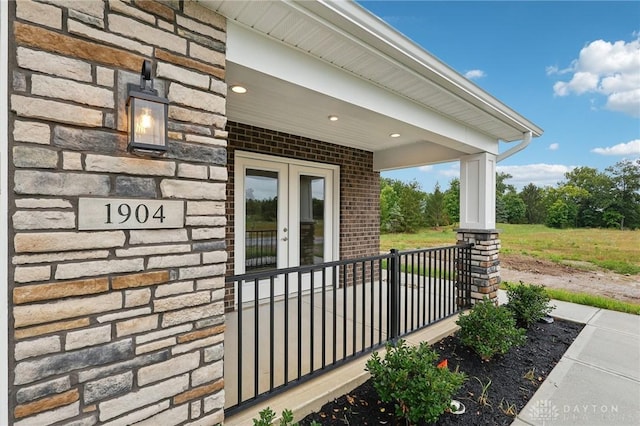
[{"x1": 105, "y1": 203, "x2": 166, "y2": 224}]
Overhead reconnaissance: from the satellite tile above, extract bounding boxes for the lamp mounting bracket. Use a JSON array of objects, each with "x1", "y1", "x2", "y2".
[{"x1": 138, "y1": 59, "x2": 155, "y2": 94}]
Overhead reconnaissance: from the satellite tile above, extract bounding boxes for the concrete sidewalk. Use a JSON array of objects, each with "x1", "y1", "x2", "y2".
[{"x1": 513, "y1": 300, "x2": 640, "y2": 426}]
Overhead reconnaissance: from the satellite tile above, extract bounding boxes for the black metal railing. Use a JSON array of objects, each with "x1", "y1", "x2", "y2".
[{"x1": 224, "y1": 244, "x2": 472, "y2": 415}]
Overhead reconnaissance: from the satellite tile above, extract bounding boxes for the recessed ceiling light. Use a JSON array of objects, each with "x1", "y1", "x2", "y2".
[
  {"x1": 390, "y1": 133, "x2": 401, "y2": 138},
  {"x1": 328, "y1": 115, "x2": 339, "y2": 122},
  {"x1": 230, "y1": 85, "x2": 247, "y2": 94}
]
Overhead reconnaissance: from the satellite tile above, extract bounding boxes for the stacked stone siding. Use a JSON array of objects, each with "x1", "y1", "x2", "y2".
[
  {"x1": 8, "y1": 1, "x2": 227, "y2": 425},
  {"x1": 225, "y1": 122, "x2": 380, "y2": 309},
  {"x1": 456, "y1": 230, "x2": 501, "y2": 303}
]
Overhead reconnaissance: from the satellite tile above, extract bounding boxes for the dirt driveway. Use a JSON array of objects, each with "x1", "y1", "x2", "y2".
[{"x1": 500, "y1": 254, "x2": 640, "y2": 305}]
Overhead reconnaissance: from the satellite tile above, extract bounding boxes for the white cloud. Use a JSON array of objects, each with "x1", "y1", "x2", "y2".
[
  {"x1": 464, "y1": 69, "x2": 486, "y2": 80},
  {"x1": 418, "y1": 165, "x2": 433, "y2": 172},
  {"x1": 591, "y1": 139, "x2": 640, "y2": 156},
  {"x1": 548, "y1": 143, "x2": 559, "y2": 151},
  {"x1": 496, "y1": 164, "x2": 574, "y2": 189},
  {"x1": 438, "y1": 164, "x2": 460, "y2": 178},
  {"x1": 546, "y1": 65, "x2": 573, "y2": 76},
  {"x1": 551, "y1": 38, "x2": 640, "y2": 117}
]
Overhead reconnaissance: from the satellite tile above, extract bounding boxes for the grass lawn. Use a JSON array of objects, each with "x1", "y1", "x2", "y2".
[{"x1": 380, "y1": 223, "x2": 640, "y2": 275}]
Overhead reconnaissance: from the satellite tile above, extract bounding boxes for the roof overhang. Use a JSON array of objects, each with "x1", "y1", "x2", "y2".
[{"x1": 202, "y1": 0, "x2": 543, "y2": 171}]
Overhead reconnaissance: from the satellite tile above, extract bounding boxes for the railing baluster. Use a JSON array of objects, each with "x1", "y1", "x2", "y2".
[
  {"x1": 237, "y1": 279, "x2": 243, "y2": 406},
  {"x1": 310, "y1": 268, "x2": 315, "y2": 373},
  {"x1": 403, "y1": 253, "x2": 408, "y2": 334},
  {"x1": 332, "y1": 265, "x2": 337, "y2": 365},
  {"x1": 411, "y1": 253, "x2": 415, "y2": 332},
  {"x1": 342, "y1": 264, "x2": 347, "y2": 360},
  {"x1": 352, "y1": 263, "x2": 356, "y2": 355},
  {"x1": 269, "y1": 275, "x2": 275, "y2": 391},
  {"x1": 361, "y1": 261, "x2": 366, "y2": 352},
  {"x1": 439, "y1": 250, "x2": 444, "y2": 320},
  {"x1": 377, "y1": 260, "x2": 383, "y2": 345},
  {"x1": 284, "y1": 273, "x2": 289, "y2": 385},
  {"x1": 254, "y1": 277, "x2": 259, "y2": 399},
  {"x1": 297, "y1": 270, "x2": 302, "y2": 380},
  {"x1": 428, "y1": 251, "x2": 432, "y2": 324},
  {"x1": 389, "y1": 249, "x2": 399, "y2": 340},
  {"x1": 421, "y1": 251, "x2": 426, "y2": 326},
  {"x1": 322, "y1": 267, "x2": 327, "y2": 369},
  {"x1": 369, "y1": 259, "x2": 374, "y2": 348}
]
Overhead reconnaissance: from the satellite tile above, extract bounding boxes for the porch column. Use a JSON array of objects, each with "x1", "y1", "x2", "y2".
[{"x1": 457, "y1": 153, "x2": 500, "y2": 304}]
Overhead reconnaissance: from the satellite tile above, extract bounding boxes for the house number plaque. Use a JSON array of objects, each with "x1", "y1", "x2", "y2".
[{"x1": 78, "y1": 198, "x2": 184, "y2": 230}]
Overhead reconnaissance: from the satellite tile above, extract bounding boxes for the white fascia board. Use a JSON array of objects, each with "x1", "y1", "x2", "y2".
[{"x1": 227, "y1": 21, "x2": 497, "y2": 153}]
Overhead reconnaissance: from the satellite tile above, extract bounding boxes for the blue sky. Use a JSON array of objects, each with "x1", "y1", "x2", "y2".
[{"x1": 358, "y1": 1, "x2": 640, "y2": 192}]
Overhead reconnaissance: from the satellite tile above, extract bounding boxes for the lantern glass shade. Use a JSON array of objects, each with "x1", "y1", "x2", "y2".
[
  {"x1": 127, "y1": 91, "x2": 168, "y2": 152},
  {"x1": 130, "y1": 98, "x2": 165, "y2": 146}
]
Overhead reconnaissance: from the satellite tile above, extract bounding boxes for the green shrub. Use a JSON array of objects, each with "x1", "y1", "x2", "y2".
[
  {"x1": 252, "y1": 407, "x2": 320, "y2": 426},
  {"x1": 505, "y1": 282, "x2": 554, "y2": 328},
  {"x1": 365, "y1": 340, "x2": 466, "y2": 424},
  {"x1": 456, "y1": 298, "x2": 526, "y2": 361},
  {"x1": 253, "y1": 407, "x2": 276, "y2": 426}
]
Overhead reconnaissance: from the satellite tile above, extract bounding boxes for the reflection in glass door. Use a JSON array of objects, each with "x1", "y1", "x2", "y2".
[
  {"x1": 299, "y1": 175, "x2": 324, "y2": 266},
  {"x1": 245, "y1": 169, "x2": 278, "y2": 273}
]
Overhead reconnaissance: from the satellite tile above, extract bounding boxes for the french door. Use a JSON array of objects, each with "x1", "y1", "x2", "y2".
[{"x1": 234, "y1": 152, "x2": 339, "y2": 302}]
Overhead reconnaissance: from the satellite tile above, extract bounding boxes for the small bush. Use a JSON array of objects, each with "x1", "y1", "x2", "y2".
[
  {"x1": 365, "y1": 340, "x2": 466, "y2": 424},
  {"x1": 505, "y1": 282, "x2": 554, "y2": 328},
  {"x1": 252, "y1": 407, "x2": 320, "y2": 426},
  {"x1": 457, "y1": 298, "x2": 526, "y2": 361}
]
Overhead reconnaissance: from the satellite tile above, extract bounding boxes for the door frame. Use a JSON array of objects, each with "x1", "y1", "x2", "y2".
[{"x1": 233, "y1": 151, "x2": 340, "y2": 276}]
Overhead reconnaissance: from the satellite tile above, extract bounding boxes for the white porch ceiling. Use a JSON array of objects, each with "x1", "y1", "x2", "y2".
[{"x1": 202, "y1": 0, "x2": 543, "y2": 170}]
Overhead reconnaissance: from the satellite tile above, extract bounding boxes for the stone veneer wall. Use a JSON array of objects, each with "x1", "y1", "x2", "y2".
[
  {"x1": 8, "y1": 1, "x2": 228, "y2": 425},
  {"x1": 456, "y1": 230, "x2": 501, "y2": 303},
  {"x1": 225, "y1": 122, "x2": 381, "y2": 309}
]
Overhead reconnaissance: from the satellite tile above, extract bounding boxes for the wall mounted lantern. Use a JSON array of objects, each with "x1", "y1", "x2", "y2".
[{"x1": 126, "y1": 60, "x2": 168, "y2": 154}]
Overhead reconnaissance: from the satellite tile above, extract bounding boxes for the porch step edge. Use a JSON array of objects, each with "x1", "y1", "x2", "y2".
[{"x1": 223, "y1": 314, "x2": 461, "y2": 425}]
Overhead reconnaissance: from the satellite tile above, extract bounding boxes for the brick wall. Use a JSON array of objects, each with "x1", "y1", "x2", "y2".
[
  {"x1": 225, "y1": 122, "x2": 380, "y2": 308},
  {"x1": 8, "y1": 1, "x2": 228, "y2": 425}
]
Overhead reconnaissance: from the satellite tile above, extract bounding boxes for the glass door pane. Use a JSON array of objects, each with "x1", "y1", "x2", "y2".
[
  {"x1": 245, "y1": 169, "x2": 278, "y2": 272},
  {"x1": 299, "y1": 175, "x2": 325, "y2": 266}
]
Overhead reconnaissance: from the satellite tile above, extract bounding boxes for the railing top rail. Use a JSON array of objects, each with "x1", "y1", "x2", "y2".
[
  {"x1": 226, "y1": 243, "x2": 472, "y2": 283},
  {"x1": 226, "y1": 252, "x2": 393, "y2": 283},
  {"x1": 397, "y1": 243, "x2": 472, "y2": 256}
]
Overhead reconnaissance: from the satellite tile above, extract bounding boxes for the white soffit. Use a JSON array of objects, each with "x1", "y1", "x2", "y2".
[{"x1": 204, "y1": 0, "x2": 543, "y2": 168}]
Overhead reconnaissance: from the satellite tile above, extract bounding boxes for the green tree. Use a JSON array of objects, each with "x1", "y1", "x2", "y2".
[
  {"x1": 496, "y1": 172, "x2": 516, "y2": 196},
  {"x1": 605, "y1": 159, "x2": 640, "y2": 229},
  {"x1": 496, "y1": 172, "x2": 517, "y2": 223},
  {"x1": 443, "y1": 178, "x2": 460, "y2": 224},
  {"x1": 379, "y1": 178, "x2": 427, "y2": 233},
  {"x1": 546, "y1": 199, "x2": 570, "y2": 228},
  {"x1": 425, "y1": 183, "x2": 449, "y2": 227},
  {"x1": 502, "y1": 193, "x2": 526, "y2": 223},
  {"x1": 380, "y1": 179, "x2": 400, "y2": 232},
  {"x1": 562, "y1": 167, "x2": 613, "y2": 227},
  {"x1": 519, "y1": 183, "x2": 546, "y2": 224}
]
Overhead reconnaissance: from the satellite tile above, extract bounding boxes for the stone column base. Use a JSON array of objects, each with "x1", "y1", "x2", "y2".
[{"x1": 456, "y1": 229, "x2": 501, "y2": 304}]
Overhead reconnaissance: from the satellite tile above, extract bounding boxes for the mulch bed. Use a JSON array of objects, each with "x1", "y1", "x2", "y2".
[{"x1": 300, "y1": 318, "x2": 583, "y2": 425}]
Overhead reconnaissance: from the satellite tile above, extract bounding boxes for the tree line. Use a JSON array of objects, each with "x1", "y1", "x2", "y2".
[{"x1": 380, "y1": 159, "x2": 640, "y2": 232}]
